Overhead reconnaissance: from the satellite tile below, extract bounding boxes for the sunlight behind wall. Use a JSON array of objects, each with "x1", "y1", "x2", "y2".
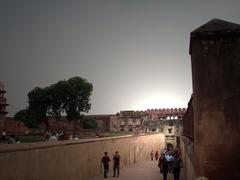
[{"x1": 133, "y1": 94, "x2": 186, "y2": 110}]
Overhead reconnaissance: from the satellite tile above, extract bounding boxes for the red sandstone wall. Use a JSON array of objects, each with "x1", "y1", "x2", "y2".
[
  {"x1": 180, "y1": 137, "x2": 196, "y2": 180},
  {"x1": 0, "y1": 117, "x2": 82, "y2": 134},
  {"x1": 190, "y1": 19, "x2": 240, "y2": 179},
  {"x1": 39, "y1": 118, "x2": 82, "y2": 132},
  {"x1": 183, "y1": 96, "x2": 194, "y2": 141},
  {"x1": 0, "y1": 118, "x2": 29, "y2": 134},
  {"x1": 2, "y1": 117, "x2": 82, "y2": 133}
]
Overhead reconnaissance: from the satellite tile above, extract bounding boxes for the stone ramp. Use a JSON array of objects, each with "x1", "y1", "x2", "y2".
[{"x1": 90, "y1": 160, "x2": 174, "y2": 180}]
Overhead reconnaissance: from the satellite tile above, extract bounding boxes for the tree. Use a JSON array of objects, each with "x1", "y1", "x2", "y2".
[
  {"x1": 27, "y1": 87, "x2": 52, "y2": 129},
  {"x1": 64, "y1": 77, "x2": 93, "y2": 121},
  {"x1": 81, "y1": 117, "x2": 97, "y2": 129},
  {"x1": 14, "y1": 109, "x2": 38, "y2": 128},
  {"x1": 26, "y1": 76, "x2": 93, "y2": 130},
  {"x1": 48, "y1": 80, "x2": 68, "y2": 120}
]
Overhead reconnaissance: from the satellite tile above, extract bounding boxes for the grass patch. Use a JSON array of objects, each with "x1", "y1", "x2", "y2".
[{"x1": 18, "y1": 135, "x2": 45, "y2": 143}]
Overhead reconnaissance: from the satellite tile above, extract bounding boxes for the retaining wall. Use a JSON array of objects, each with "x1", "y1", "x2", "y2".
[{"x1": 0, "y1": 133, "x2": 165, "y2": 180}]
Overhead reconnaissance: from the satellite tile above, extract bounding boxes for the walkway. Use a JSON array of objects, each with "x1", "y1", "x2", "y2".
[{"x1": 90, "y1": 160, "x2": 174, "y2": 180}]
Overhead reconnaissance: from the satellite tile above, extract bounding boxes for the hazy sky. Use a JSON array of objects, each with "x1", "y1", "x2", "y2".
[{"x1": 1, "y1": 0, "x2": 240, "y2": 116}]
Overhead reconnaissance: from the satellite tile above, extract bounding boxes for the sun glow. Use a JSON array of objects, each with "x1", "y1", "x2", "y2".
[{"x1": 133, "y1": 94, "x2": 185, "y2": 110}]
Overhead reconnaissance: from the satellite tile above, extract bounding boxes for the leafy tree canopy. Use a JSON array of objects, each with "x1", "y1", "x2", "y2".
[
  {"x1": 25, "y1": 76, "x2": 93, "y2": 129},
  {"x1": 81, "y1": 117, "x2": 97, "y2": 129},
  {"x1": 14, "y1": 109, "x2": 39, "y2": 128}
]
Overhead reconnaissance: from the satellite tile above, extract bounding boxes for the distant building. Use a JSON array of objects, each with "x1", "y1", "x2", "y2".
[
  {"x1": 86, "y1": 114, "x2": 115, "y2": 131},
  {"x1": 0, "y1": 81, "x2": 8, "y2": 120},
  {"x1": 111, "y1": 112, "x2": 144, "y2": 132},
  {"x1": 99, "y1": 108, "x2": 186, "y2": 148}
]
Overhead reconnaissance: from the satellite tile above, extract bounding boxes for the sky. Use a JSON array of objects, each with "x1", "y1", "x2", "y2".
[{"x1": 1, "y1": 0, "x2": 240, "y2": 116}]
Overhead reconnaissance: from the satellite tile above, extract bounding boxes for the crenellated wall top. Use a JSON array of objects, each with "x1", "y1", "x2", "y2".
[{"x1": 120, "y1": 108, "x2": 186, "y2": 117}]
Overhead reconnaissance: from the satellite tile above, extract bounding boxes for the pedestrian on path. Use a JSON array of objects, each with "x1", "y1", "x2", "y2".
[
  {"x1": 1, "y1": 129, "x2": 6, "y2": 143},
  {"x1": 159, "y1": 153, "x2": 170, "y2": 180},
  {"x1": 155, "y1": 150, "x2": 159, "y2": 161},
  {"x1": 113, "y1": 151, "x2": 120, "y2": 177},
  {"x1": 172, "y1": 152, "x2": 183, "y2": 180},
  {"x1": 101, "y1": 152, "x2": 111, "y2": 178},
  {"x1": 150, "y1": 150, "x2": 154, "y2": 160}
]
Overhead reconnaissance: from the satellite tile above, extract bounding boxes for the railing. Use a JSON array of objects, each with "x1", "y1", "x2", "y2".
[{"x1": 183, "y1": 96, "x2": 194, "y2": 141}]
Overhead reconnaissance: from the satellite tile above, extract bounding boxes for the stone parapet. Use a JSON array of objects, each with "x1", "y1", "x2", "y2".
[{"x1": 0, "y1": 133, "x2": 165, "y2": 180}]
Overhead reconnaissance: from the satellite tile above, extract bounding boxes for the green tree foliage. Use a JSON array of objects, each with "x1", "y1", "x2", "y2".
[
  {"x1": 65, "y1": 77, "x2": 93, "y2": 121},
  {"x1": 81, "y1": 117, "x2": 97, "y2": 129},
  {"x1": 25, "y1": 76, "x2": 93, "y2": 130},
  {"x1": 28, "y1": 87, "x2": 52, "y2": 129},
  {"x1": 14, "y1": 109, "x2": 39, "y2": 128}
]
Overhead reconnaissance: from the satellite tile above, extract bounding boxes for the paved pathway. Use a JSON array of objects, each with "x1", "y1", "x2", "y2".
[{"x1": 90, "y1": 160, "x2": 174, "y2": 180}]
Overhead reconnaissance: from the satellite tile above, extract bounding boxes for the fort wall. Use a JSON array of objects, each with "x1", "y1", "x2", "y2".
[
  {"x1": 185, "y1": 18, "x2": 240, "y2": 179},
  {"x1": 0, "y1": 133, "x2": 165, "y2": 180},
  {"x1": 180, "y1": 136, "x2": 196, "y2": 180}
]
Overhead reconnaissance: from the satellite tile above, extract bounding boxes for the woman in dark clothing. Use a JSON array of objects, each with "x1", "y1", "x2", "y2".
[{"x1": 172, "y1": 153, "x2": 183, "y2": 180}]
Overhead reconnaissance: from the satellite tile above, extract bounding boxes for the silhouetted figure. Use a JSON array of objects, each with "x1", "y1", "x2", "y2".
[
  {"x1": 49, "y1": 133, "x2": 58, "y2": 141},
  {"x1": 15, "y1": 136, "x2": 20, "y2": 144},
  {"x1": 150, "y1": 150, "x2": 154, "y2": 160},
  {"x1": 155, "y1": 150, "x2": 159, "y2": 160},
  {"x1": 159, "y1": 154, "x2": 170, "y2": 180},
  {"x1": 113, "y1": 151, "x2": 120, "y2": 177},
  {"x1": 172, "y1": 153, "x2": 183, "y2": 180},
  {"x1": 101, "y1": 152, "x2": 111, "y2": 178},
  {"x1": 1, "y1": 129, "x2": 6, "y2": 143},
  {"x1": 96, "y1": 133, "x2": 101, "y2": 138},
  {"x1": 43, "y1": 131, "x2": 50, "y2": 141},
  {"x1": 58, "y1": 131, "x2": 64, "y2": 141},
  {"x1": 8, "y1": 135, "x2": 16, "y2": 144}
]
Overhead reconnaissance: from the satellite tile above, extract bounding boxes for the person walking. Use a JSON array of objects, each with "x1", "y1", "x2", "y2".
[
  {"x1": 49, "y1": 132, "x2": 58, "y2": 141},
  {"x1": 102, "y1": 152, "x2": 111, "y2": 178},
  {"x1": 172, "y1": 152, "x2": 183, "y2": 180},
  {"x1": 113, "y1": 151, "x2": 120, "y2": 177},
  {"x1": 150, "y1": 150, "x2": 154, "y2": 160},
  {"x1": 159, "y1": 153, "x2": 170, "y2": 180},
  {"x1": 1, "y1": 129, "x2": 6, "y2": 143},
  {"x1": 155, "y1": 150, "x2": 159, "y2": 161}
]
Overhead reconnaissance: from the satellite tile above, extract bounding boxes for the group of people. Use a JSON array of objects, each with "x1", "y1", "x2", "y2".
[
  {"x1": 101, "y1": 151, "x2": 121, "y2": 178},
  {"x1": 156, "y1": 148, "x2": 183, "y2": 180},
  {"x1": 101, "y1": 148, "x2": 183, "y2": 180},
  {"x1": 0, "y1": 130, "x2": 21, "y2": 144},
  {"x1": 150, "y1": 150, "x2": 160, "y2": 160},
  {"x1": 0, "y1": 130, "x2": 81, "y2": 144},
  {"x1": 43, "y1": 131, "x2": 80, "y2": 141}
]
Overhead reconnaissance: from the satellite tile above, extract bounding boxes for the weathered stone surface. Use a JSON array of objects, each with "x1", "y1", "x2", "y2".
[
  {"x1": 0, "y1": 133, "x2": 165, "y2": 180},
  {"x1": 190, "y1": 18, "x2": 240, "y2": 179},
  {"x1": 0, "y1": 81, "x2": 8, "y2": 117}
]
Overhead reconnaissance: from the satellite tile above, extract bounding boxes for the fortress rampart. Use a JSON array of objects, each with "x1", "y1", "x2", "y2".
[{"x1": 0, "y1": 133, "x2": 165, "y2": 180}]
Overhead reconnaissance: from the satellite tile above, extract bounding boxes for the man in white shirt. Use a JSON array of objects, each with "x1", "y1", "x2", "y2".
[
  {"x1": 1, "y1": 130, "x2": 6, "y2": 143},
  {"x1": 49, "y1": 133, "x2": 58, "y2": 141}
]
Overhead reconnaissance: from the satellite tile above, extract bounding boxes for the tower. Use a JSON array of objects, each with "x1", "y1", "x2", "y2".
[
  {"x1": 190, "y1": 18, "x2": 240, "y2": 179},
  {"x1": 0, "y1": 81, "x2": 8, "y2": 119}
]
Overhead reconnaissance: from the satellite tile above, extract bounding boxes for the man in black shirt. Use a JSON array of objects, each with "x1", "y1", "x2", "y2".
[
  {"x1": 102, "y1": 152, "x2": 111, "y2": 178},
  {"x1": 113, "y1": 151, "x2": 121, "y2": 177},
  {"x1": 159, "y1": 154, "x2": 171, "y2": 180}
]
